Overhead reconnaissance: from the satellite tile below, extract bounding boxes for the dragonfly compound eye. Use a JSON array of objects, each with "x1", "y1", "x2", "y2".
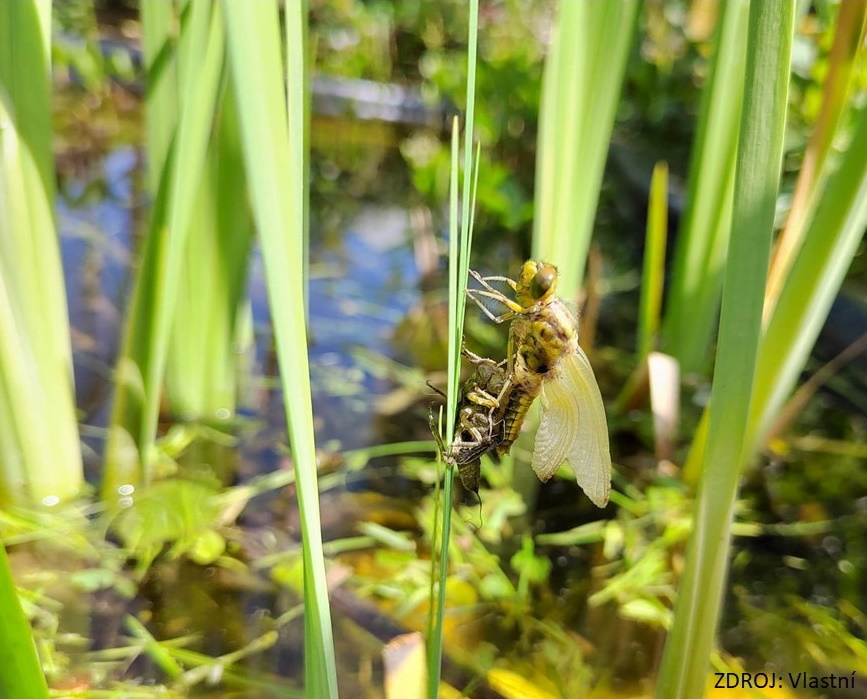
[{"x1": 530, "y1": 264, "x2": 556, "y2": 299}]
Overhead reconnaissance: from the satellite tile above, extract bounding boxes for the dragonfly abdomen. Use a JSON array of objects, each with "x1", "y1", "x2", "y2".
[{"x1": 498, "y1": 372, "x2": 543, "y2": 454}]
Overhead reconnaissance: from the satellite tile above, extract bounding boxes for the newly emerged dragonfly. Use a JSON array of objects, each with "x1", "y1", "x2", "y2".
[
  {"x1": 466, "y1": 260, "x2": 611, "y2": 507},
  {"x1": 429, "y1": 348, "x2": 508, "y2": 493}
]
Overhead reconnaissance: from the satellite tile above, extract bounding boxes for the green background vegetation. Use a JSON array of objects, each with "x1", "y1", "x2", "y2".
[{"x1": 1, "y1": 1, "x2": 866, "y2": 698}]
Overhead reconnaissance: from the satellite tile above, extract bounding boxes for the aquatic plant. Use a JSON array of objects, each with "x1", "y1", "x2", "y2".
[{"x1": 0, "y1": 0, "x2": 83, "y2": 508}]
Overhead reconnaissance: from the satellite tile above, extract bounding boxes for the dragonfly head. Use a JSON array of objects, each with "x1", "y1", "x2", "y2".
[{"x1": 516, "y1": 260, "x2": 558, "y2": 307}]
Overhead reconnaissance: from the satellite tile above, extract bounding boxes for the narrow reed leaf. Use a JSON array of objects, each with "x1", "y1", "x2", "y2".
[
  {"x1": 166, "y1": 84, "x2": 254, "y2": 419},
  {"x1": 432, "y1": 123, "x2": 460, "y2": 669},
  {"x1": 0, "y1": 541, "x2": 48, "y2": 699},
  {"x1": 749, "y1": 104, "x2": 867, "y2": 458},
  {"x1": 430, "y1": 4, "x2": 479, "y2": 696},
  {"x1": 615, "y1": 161, "x2": 671, "y2": 415},
  {"x1": 533, "y1": 1, "x2": 638, "y2": 301},
  {"x1": 446, "y1": 117, "x2": 462, "y2": 444},
  {"x1": 458, "y1": 0, "x2": 479, "y2": 321},
  {"x1": 286, "y1": 0, "x2": 311, "y2": 317},
  {"x1": 223, "y1": 2, "x2": 337, "y2": 697},
  {"x1": 638, "y1": 162, "x2": 669, "y2": 359},
  {"x1": 663, "y1": 0, "x2": 748, "y2": 374},
  {"x1": 145, "y1": 5, "x2": 251, "y2": 421},
  {"x1": 765, "y1": 0, "x2": 867, "y2": 317},
  {"x1": 0, "y1": 0, "x2": 82, "y2": 505},
  {"x1": 0, "y1": 0, "x2": 53, "y2": 193},
  {"x1": 103, "y1": 0, "x2": 223, "y2": 498},
  {"x1": 140, "y1": 1, "x2": 178, "y2": 195},
  {"x1": 657, "y1": 4, "x2": 795, "y2": 698},
  {"x1": 429, "y1": 120, "x2": 461, "y2": 699}
]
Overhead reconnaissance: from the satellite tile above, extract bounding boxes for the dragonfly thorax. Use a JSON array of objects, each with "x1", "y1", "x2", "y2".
[{"x1": 512, "y1": 298, "x2": 578, "y2": 375}]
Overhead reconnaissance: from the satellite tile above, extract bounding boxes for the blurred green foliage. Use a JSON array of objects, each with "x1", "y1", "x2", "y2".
[
  {"x1": 310, "y1": 0, "x2": 867, "y2": 280},
  {"x1": 311, "y1": 1, "x2": 546, "y2": 249},
  {"x1": 10, "y1": 2, "x2": 867, "y2": 695}
]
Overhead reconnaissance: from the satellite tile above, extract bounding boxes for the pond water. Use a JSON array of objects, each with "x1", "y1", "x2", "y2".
[{"x1": 59, "y1": 137, "x2": 427, "y2": 457}]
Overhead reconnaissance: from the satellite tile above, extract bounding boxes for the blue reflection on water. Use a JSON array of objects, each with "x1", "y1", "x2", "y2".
[
  {"x1": 246, "y1": 206, "x2": 419, "y2": 450},
  {"x1": 59, "y1": 148, "x2": 420, "y2": 453}
]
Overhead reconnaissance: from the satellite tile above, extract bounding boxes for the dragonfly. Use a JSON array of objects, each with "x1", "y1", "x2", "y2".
[
  {"x1": 466, "y1": 260, "x2": 611, "y2": 507},
  {"x1": 429, "y1": 348, "x2": 509, "y2": 493}
]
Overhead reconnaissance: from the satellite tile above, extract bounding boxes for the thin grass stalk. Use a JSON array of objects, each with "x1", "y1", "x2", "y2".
[
  {"x1": 0, "y1": 0, "x2": 82, "y2": 505},
  {"x1": 662, "y1": 0, "x2": 748, "y2": 374},
  {"x1": 428, "y1": 121, "x2": 461, "y2": 699},
  {"x1": 286, "y1": 0, "x2": 311, "y2": 317},
  {"x1": 123, "y1": 616, "x2": 184, "y2": 679},
  {"x1": 532, "y1": 1, "x2": 637, "y2": 301},
  {"x1": 429, "y1": 5, "x2": 479, "y2": 695},
  {"x1": 0, "y1": 540, "x2": 49, "y2": 699},
  {"x1": 287, "y1": 3, "x2": 321, "y2": 687},
  {"x1": 424, "y1": 403, "x2": 445, "y2": 663},
  {"x1": 222, "y1": 2, "x2": 337, "y2": 697},
  {"x1": 456, "y1": 0, "x2": 479, "y2": 376},
  {"x1": 103, "y1": 1, "x2": 224, "y2": 499},
  {"x1": 656, "y1": 4, "x2": 795, "y2": 698},
  {"x1": 637, "y1": 162, "x2": 668, "y2": 359},
  {"x1": 764, "y1": 1, "x2": 867, "y2": 319},
  {"x1": 614, "y1": 161, "x2": 670, "y2": 414}
]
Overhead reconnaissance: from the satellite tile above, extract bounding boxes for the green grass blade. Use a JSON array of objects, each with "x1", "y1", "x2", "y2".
[
  {"x1": 533, "y1": 0, "x2": 637, "y2": 300},
  {"x1": 153, "y1": 5, "x2": 253, "y2": 421},
  {"x1": 430, "y1": 4, "x2": 479, "y2": 696},
  {"x1": 0, "y1": 540, "x2": 49, "y2": 699},
  {"x1": 662, "y1": 0, "x2": 748, "y2": 374},
  {"x1": 428, "y1": 120, "x2": 461, "y2": 699},
  {"x1": 0, "y1": 0, "x2": 82, "y2": 506},
  {"x1": 103, "y1": 0, "x2": 224, "y2": 498},
  {"x1": 140, "y1": 0, "x2": 179, "y2": 196},
  {"x1": 456, "y1": 0, "x2": 478, "y2": 349},
  {"x1": 286, "y1": 0, "x2": 311, "y2": 319},
  {"x1": 656, "y1": 4, "x2": 795, "y2": 698},
  {"x1": 446, "y1": 117, "x2": 462, "y2": 446},
  {"x1": 637, "y1": 161, "x2": 668, "y2": 359},
  {"x1": 748, "y1": 104, "x2": 867, "y2": 459},
  {"x1": 0, "y1": 0, "x2": 53, "y2": 196},
  {"x1": 222, "y1": 2, "x2": 338, "y2": 697},
  {"x1": 765, "y1": 1, "x2": 867, "y2": 315},
  {"x1": 166, "y1": 82, "x2": 254, "y2": 420}
]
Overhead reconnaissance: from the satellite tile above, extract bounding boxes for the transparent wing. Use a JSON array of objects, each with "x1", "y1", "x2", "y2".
[{"x1": 533, "y1": 347, "x2": 612, "y2": 507}]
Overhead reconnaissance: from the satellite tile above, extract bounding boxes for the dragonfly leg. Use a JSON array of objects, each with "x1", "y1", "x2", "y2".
[
  {"x1": 465, "y1": 385, "x2": 502, "y2": 411},
  {"x1": 461, "y1": 345, "x2": 499, "y2": 368},
  {"x1": 428, "y1": 403, "x2": 450, "y2": 460},
  {"x1": 466, "y1": 288, "x2": 521, "y2": 322},
  {"x1": 469, "y1": 269, "x2": 518, "y2": 293},
  {"x1": 467, "y1": 270, "x2": 523, "y2": 315},
  {"x1": 506, "y1": 325, "x2": 518, "y2": 377},
  {"x1": 425, "y1": 379, "x2": 446, "y2": 399}
]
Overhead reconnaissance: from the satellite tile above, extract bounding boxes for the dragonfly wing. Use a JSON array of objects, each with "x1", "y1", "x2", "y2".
[
  {"x1": 532, "y1": 383, "x2": 573, "y2": 482},
  {"x1": 533, "y1": 347, "x2": 611, "y2": 507}
]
